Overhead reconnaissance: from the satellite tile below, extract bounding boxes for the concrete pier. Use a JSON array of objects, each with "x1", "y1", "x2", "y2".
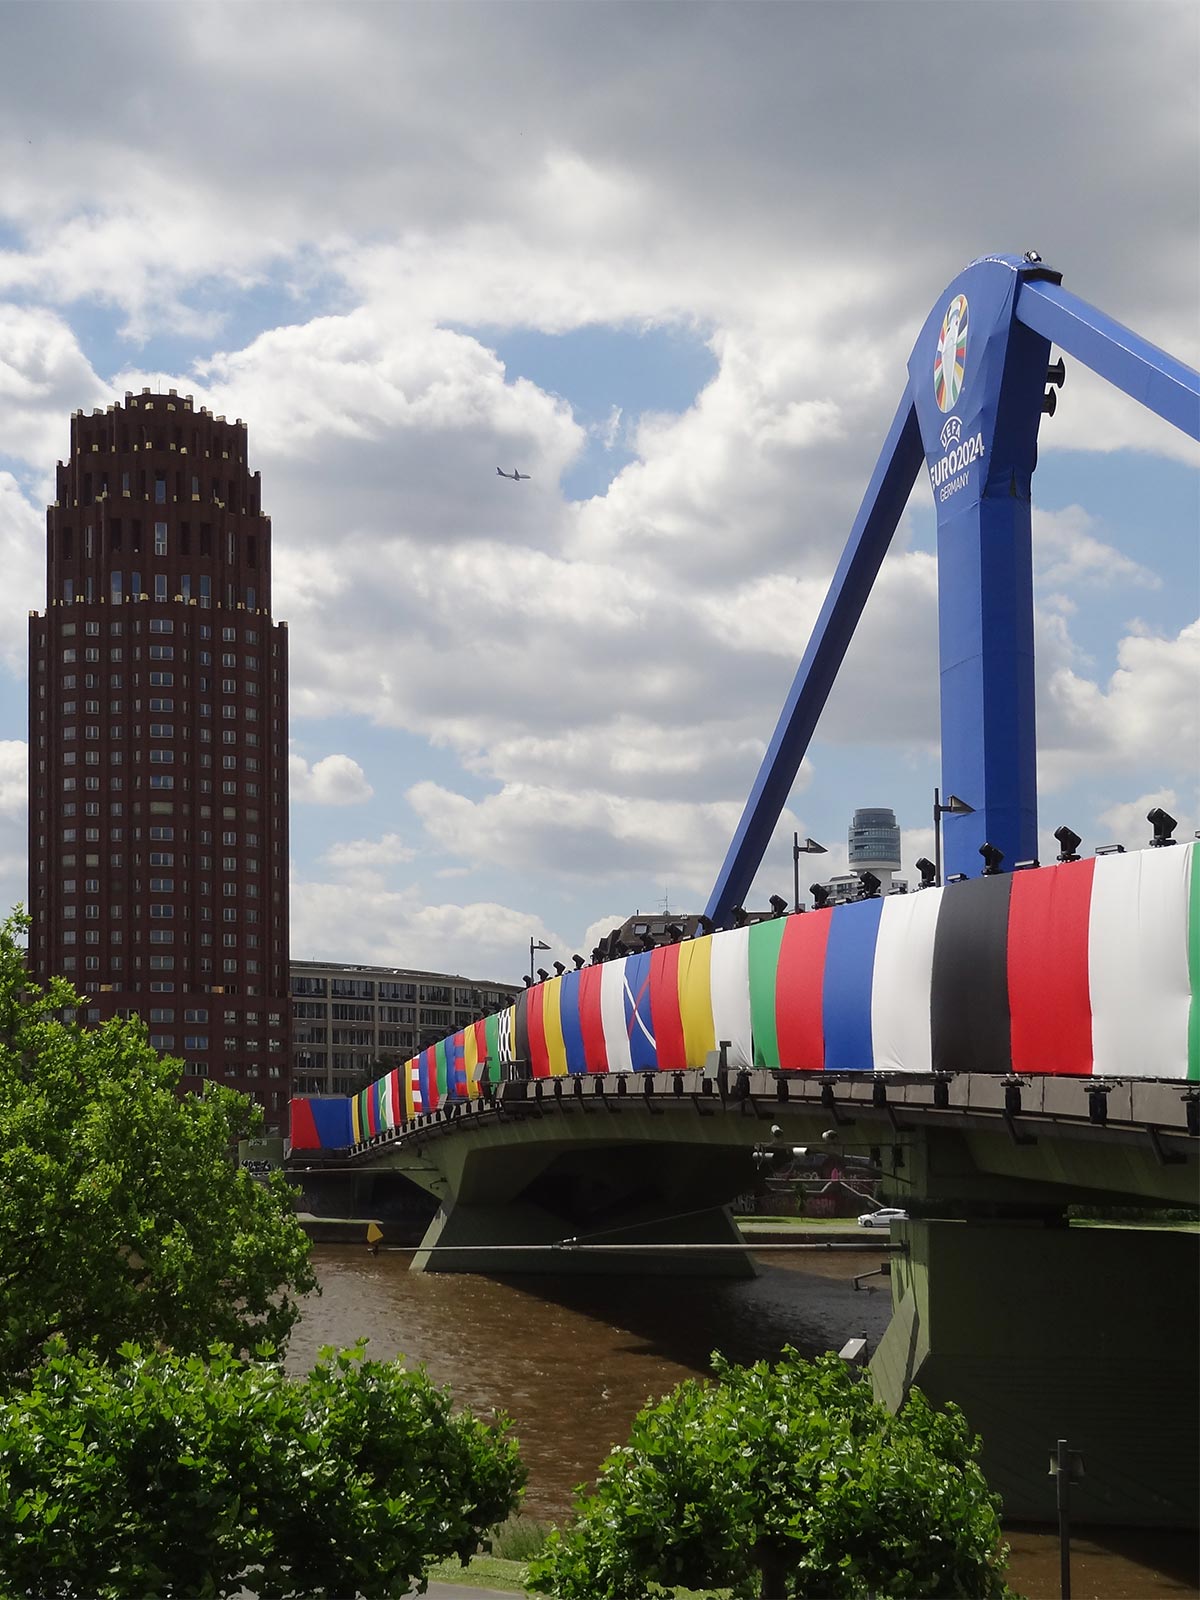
[{"x1": 870, "y1": 1220, "x2": 1199, "y2": 1527}]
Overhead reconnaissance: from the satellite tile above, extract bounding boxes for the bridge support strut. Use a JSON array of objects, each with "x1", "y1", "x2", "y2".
[{"x1": 870, "y1": 1219, "x2": 1199, "y2": 1527}]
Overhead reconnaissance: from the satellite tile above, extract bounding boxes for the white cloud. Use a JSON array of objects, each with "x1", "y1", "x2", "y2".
[
  {"x1": 321, "y1": 832, "x2": 416, "y2": 873},
  {"x1": 1040, "y1": 619, "x2": 1200, "y2": 789},
  {"x1": 1034, "y1": 504, "x2": 1160, "y2": 591},
  {"x1": 0, "y1": 474, "x2": 44, "y2": 672},
  {"x1": 289, "y1": 874, "x2": 562, "y2": 984},
  {"x1": 0, "y1": 0, "x2": 1196, "y2": 975},
  {"x1": 0, "y1": 741, "x2": 28, "y2": 918},
  {"x1": 289, "y1": 752, "x2": 374, "y2": 806}
]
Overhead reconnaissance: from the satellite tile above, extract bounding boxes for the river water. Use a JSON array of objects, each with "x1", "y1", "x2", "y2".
[{"x1": 288, "y1": 1247, "x2": 1198, "y2": 1600}]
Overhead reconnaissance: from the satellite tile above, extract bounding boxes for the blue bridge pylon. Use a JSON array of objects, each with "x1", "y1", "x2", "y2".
[{"x1": 706, "y1": 252, "x2": 1200, "y2": 924}]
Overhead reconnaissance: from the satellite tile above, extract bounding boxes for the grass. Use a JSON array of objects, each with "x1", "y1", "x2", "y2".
[
  {"x1": 739, "y1": 1214, "x2": 860, "y2": 1227},
  {"x1": 424, "y1": 1553, "x2": 728, "y2": 1596},
  {"x1": 425, "y1": 1553, "x2": 534, "y2": 1591}
]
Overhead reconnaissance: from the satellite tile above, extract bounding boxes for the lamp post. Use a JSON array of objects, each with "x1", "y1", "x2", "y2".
[
  {"x1": 528, "y1": 937, "x2": 550, "y2": 985},
  {"x1": 792, "y1": 833, "x2": 828, "y2": 912},
  {"x1": 933, "y1": 789, "x2": 975, "y2": 887},
  {"x1": 1048, "y1": 1438, "x2": 1085, "y2": 1600}
]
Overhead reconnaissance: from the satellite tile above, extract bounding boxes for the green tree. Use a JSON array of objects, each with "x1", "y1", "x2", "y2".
[
  {"x1": 527, "y1": 1349, "x2": 1013, "y2": 1600},
  {"x1": 0, "y1": 1338, "x2": 525, "y2": 1599},
  {"x1": 0, "y1": 910, "x2": 315, "y2": 1381}
]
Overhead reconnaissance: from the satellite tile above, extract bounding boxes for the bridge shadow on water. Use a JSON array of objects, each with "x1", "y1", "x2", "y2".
[{"x1": 467, "y1": 1248, "x2": 896, "y2": 1377}]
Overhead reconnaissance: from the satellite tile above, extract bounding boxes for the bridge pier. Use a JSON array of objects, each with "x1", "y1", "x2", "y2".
[
  {"x1": 411, "y1": 1195, "x2": 755, "y2": 1277},
  {"x1": 870, "y1": 1219, "x2": 1199, "y2": 1528}
]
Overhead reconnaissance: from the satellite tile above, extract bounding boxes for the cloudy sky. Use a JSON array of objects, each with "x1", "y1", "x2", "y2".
[{"x1": 0, "y1": 1, "x2": 1196, "y2": 985}]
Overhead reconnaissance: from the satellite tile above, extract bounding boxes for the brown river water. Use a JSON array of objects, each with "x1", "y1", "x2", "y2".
[{"x1": 287, "y1": 1246, "x2": 1198, "y2": 1599}]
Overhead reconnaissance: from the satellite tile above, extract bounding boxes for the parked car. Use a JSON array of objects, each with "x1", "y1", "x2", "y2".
[{"x1": 856, "y1": 1207, "x2": 909, "y2": 1229}]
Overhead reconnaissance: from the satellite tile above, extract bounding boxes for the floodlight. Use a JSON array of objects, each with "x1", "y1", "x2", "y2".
[
  {"x1": 1147, "y1": 807, "x2": 1178, "y2": 847},
  {"x1": 1054, "y1": 824, "x2": 1082, "y2": 863},
  {"x1": 979, "y1": 842, "x2": 1004, "y2": 875}
]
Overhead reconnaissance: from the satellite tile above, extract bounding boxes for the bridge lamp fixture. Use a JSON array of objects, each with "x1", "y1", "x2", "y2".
[
  {"x1": 536, "y1": 967, "x2": 550, "y2": 983},
  {"x1": 915, "y1": 857, "x2": 937, "y2": 889},
  {"x1": 731, "y1": 905, "x2": 750, "y2": 928},
  {"x1": 933, "y1": 789, "x2": 975, "y2": 886},
  {"x1": 697, "y1": 914, "x2": 716, "y2": 936},
  {"x1": 1095, "y1": 844, "x2": 1125, "y2": 856},
  {"x1": 810, "y1": 883, "x2": 832, "y2": 910},
  {"x1": 572, "y1": 953, "x2": 585, "y2": 970},
  {"x1": 857, "y1": 871, "x2": 882, "y2": 899},
  {"x1": 792, "y1": 832, "x2": 827, "y2": 910},
  {"x1": 1013, "y1": 859, "x2": 1040, "y2": 871},
  {"x1": 1054, "y1": 825, "x2": 1082, "y2": 863},
  {"x1": 1147, "y1": 806, "x2": 1178, "y2": 847},
  {"x1": 552, "y1": 961, "x2": 566, "y2": 976},
  {"x1": 528, "y1": 937, "x2": 550, "y2": 984},
  {"x1": 768, "y1": 894, "x2": 789, "y2": 918}
]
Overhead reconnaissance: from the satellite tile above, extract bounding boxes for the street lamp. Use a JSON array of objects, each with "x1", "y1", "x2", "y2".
[
  {"x1": 932, "y1": 789, "x2": 974, "y2": 887},
  {"x1": 528, "y1": 937, "x2": 550, "y2": 985},
  {"x1": 792, "y1": 833, "x2": 827, "y2": 912}
]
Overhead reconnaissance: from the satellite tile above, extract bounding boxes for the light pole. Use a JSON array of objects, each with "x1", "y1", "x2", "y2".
[
  {"x1": 792, "y1": 834, "x2": 828, "y2": 912},
  {"x1": 529, "y1": 937, "x2": 550, "y2": 985},
  {"x1": 933, "y1": 789, "x2": 975, "y2": 887}
]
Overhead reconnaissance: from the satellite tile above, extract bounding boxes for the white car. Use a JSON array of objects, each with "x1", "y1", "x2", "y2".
[{"x1": 856, "y1": 1207, "x2": 908, "y2": 1229}]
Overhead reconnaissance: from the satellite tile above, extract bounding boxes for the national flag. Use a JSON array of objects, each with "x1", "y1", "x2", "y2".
[
  {"x1": 622, "y1": 950, "x2": 656, "y2": 1072},
  {"x1": 649, "y1": 944, "x2": 686, "y2": 1070}
]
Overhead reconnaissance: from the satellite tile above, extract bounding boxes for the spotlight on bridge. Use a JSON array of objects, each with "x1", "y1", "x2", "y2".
[
  {"x1": 810, "y1": 884, "x2": 831, "y2": 910},
  {"x1": 1013, "y1": 859, "x2": 1040, "y2": 871},
  {"x1": 1046, "y1": 357, "x2": 1066, "y2": 389},
  {"x1": 979, "y1": 842, "x2": 1005, "y2": 875},
  {"x1": 731, "y1": 905, "x2": 749, "y2": 927},
  {"x1": 536, "y1": 967, "x2": 550, "y2": 983},
  {"x1": 523, "y1": 975, "x2": 534, "y2": 987},
  {"x1": 1147, "y1": 806, "x2": 1178, "y2": 847},
  {"x1": 1095, "y1": 843, "x2": 1125, "y2": 856},
  {"x1": 665, "y1": 923, "x2": 684, "y2": 943},
  {"x1": 857, "y1": 872, "x2": 882, "y2": 899},
  {"x1": 946, "y1": 873, "x2": 968, "y2": 885},
  {"x1": 1042, "y1": 386, "x2": 1057, "y2": 416},
  {"x1": 697, "y1": 914, "x2": 716, "y2": 935},
  {"x1": 572, "y1": 953, "x2": 585, "y2": 969},
  {"x1": 552, "y1": 961, "x2": 566, "y2": 976},
  {"x1": 768, "y1": 894, "x2": 789, "y2": 917},
  {"x1": 915, "y1": 857, "x2": 937, "y2": 888},
  {"x1": 1054, "y1": 825, "x2": 1082, "y2": 863}
]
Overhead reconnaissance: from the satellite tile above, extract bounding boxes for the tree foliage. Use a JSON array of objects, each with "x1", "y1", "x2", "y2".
[
  {"x1": 0, "y1": 1337, "x2": 525, "y2": 1599},
  {"x1": 0, "y1": 910, "x2": 316, "y2": 1381},
  {"x1": 527, "y1": 1349, "x2": 1013, "y2": 1600}
]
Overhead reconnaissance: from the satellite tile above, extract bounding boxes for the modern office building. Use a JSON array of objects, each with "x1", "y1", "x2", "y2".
[
  {"x1": 27, "y1": 390, "x2": 291, "y2": 1128},
  {"x1": 846, "y1": 806, "x2": 903, "y2": 893},
  {"x1": 290, "y1": 960, "x2": 523, "y2": 1095}
]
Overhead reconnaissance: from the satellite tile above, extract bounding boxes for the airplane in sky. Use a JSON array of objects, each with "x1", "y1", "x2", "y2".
[{"x1": 496, "y1": 467, "x2": 530, "y2": 481}]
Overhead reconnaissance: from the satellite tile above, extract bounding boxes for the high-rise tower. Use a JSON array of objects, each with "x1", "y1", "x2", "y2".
[
  {"x1": 847, "y1": 806, "x2": 902, "y2": 893},
  {"x1": 28, "y1": 389, "x2": 291, "y2": 1129}
]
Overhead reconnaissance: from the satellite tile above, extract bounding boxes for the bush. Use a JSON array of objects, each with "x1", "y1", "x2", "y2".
[
  {"x1": 0, "y1": 911, "x2": 315, "y2": 1382},
  {"x1": 527, "y1": 1349, "x2": 1013, "y2": 1600},
  {"x1": 0, "y1": 1338, "x2": 525, "y2": 1599}
]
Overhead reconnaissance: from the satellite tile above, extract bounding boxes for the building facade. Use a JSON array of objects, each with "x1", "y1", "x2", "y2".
[
  {"x1": 290, "y1": 960, "x2": 523, "y2": 1096},
  {"x1": 847, "y1": 806, "x2": 902, "y2": 892},
  {"x1": 27, "y1": 390, "x2": 291, "y2": 1128}
]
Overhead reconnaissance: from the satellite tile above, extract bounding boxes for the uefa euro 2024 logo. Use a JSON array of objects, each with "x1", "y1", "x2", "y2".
[{"x1": 934, "y1": 293, "x2": 968, "y2": 413}]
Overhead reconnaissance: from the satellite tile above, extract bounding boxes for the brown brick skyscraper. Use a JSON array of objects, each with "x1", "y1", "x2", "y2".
[{"x1": 28, "y1": 389, "x2": 291, "y2": 1129}]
